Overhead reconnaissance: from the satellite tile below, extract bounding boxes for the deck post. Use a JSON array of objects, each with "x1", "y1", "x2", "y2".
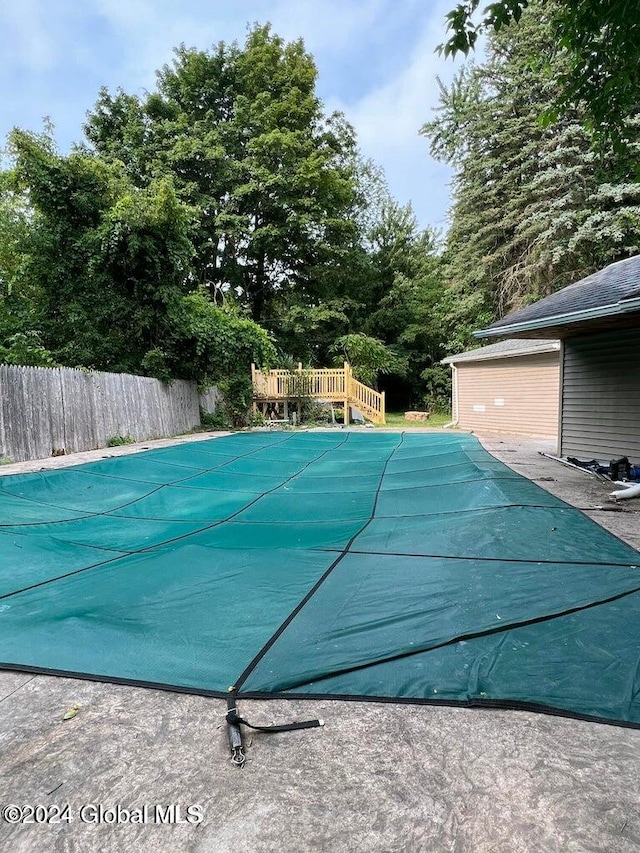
[
  {"x1": 250, "y1": 363, "x2": 257, "y2": 417},
  {"x1": 381, "y1": 390, "x2": 386, "y2": 425},
  {"x1": 343, "y1": 361, "x2": 351, "y2": 426},
  {"x1": 343, "y1": 362, "x2": 351, "y2": 396}
]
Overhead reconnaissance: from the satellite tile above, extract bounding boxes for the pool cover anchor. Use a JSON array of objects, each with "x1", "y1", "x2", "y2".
[
  {"x1": 225, "y1": 690, "x2": 324, "y2": 768},
  {"x1": 228, "y1": 720, "x2": 246, "y2": 767}
]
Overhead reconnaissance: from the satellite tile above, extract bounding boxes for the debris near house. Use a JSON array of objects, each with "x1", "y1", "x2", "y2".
[
  {"x1": 540, "y1": 452, "x2": 640, "y2": 483},
  {"x1": 567, "y1": 456, "x2": 610, "y2": 478},
  {"x1": 538, "y1": 452, "x2": 610, "y2": 481},
  {"x1": 541, "y1": 451, "x2": 640, "y2": 500},
  {"x1": 610, "y1": 482, "x2": 640, "y2": 501},
  {"x1": 404, "y1": 411, "x2": 430, "y2": 421}
]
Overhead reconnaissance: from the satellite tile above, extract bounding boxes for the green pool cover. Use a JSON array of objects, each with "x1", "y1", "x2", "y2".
[{"x1": 1, "y1": 431, "x2": 639, "y2": 727}]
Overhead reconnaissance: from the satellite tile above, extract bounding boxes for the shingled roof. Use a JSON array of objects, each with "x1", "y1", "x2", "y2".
[
  {"x1": 476, "y1": 255, "x2": 640, "y2": 339},
  {"x1": 442, "y1": 338, "x2": 559, "y2": 364}
]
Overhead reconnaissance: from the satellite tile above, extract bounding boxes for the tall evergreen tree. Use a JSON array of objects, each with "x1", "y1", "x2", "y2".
[
  {"x1": 423, "y1": 0, "x2": 640, "y2": 348},
  {"x1": 440, "y1": 0, "x2": 640, "y2": 143}
]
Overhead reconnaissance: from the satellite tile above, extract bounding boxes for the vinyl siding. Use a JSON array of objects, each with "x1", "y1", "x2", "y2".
[
  {"x1": 456, "y1": 353, "x2": 560, "y2": 438},
  {"x1": 560, "y1": 329, "x2": 640, "y2": 460}
]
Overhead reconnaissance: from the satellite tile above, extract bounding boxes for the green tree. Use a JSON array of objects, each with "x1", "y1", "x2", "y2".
[
  {"x1": 423, "y1": 2, "x2": 640, "y2": 343},
  {"x1": 0, "y1": 169, "x2": 51, "y2": 362},
  {"x1": 6, "y1": 129, "x2": 195, "y2": 372},
  {"x1": 331, "y1": 333, "x2": 406, "y2": 389},
  {"x1": 362, "y1": 200, "x2": 446, "y2": 404},
  {"x1": 440, "y1": 0, "x2": 640, "y2": 141},
  {"x1": 271, "y1": 170, "x2": 448, "y2": 406},
  {"x1": 154, "y1": 289, "x2": 276, "y2": 384},
  {"x1": 84, "y1": 25, "x2": 360, "y2": 324},
  {"x1": 2, "y1": 128, "x2": 274, "y2": 383},
  {"x1": 273, "y1": 298, "x2": 355, "y2": 365}
]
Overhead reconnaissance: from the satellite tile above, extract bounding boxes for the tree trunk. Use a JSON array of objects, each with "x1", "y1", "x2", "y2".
[{"x1": 251, "y1": 249, "x2": 267, "y2": 323}]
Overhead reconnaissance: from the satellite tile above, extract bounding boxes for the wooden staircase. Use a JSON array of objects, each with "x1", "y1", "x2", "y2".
[{"x1": 251, "y1": 362, "x2": 386, "y2": 425}]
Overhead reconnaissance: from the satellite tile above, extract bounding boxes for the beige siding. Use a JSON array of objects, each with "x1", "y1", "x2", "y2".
[
  {"x1": 560, "y1": 329, "x2": 640, "y2": 460},
  {"x1": 456, "y1": 353, "x2": 560, "y2": 438}
]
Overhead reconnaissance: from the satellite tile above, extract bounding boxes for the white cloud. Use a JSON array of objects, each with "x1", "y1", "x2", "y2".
[
  {"x1": 92, "y1": 0, "x2": 394, "y2": 90},
  {"x1": 0, "y1": 0, "x2": 464, "y2": 228},
  {"x1": 329, "y1": 0, "x2": 462, "y2": 230},
  {"x1": 268, "y1": 0, "x2": 388, "y2": 54}
]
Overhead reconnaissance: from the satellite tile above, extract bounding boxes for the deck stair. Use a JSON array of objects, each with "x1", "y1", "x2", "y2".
[{"x1": 251, "y1": 362, "x2": 385, "y2": 425}]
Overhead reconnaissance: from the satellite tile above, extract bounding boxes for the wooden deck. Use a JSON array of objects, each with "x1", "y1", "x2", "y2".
[{"x1": 251, "y1": 362, "x2": 386, "y2": 425}]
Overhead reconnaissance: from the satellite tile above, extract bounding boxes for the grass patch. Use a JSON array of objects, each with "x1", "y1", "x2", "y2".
[
  {"x1": 106, "y1": 435, "x2": 135, "y2": 447},
  {"x1": 377, "y1": 411, "x2": 452, "y2": 429}
]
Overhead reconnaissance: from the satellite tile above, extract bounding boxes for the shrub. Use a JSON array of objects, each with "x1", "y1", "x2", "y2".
[{"x1": 106, "y1": 435, "x2": 135, "y2": 447}]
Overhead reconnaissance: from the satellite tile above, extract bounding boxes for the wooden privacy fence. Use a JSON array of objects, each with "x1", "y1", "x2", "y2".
[
  {"x1": 251, "y1": 362, "x2": 386, "y2": 424},
  {"x1": 0, "y1": 364, "x2": 210, "y2": 462}
]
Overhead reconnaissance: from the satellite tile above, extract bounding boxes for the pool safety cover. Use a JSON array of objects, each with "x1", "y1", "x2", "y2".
[{"x1": 1, "y1": 431, "x2": 640, "y2": 728}]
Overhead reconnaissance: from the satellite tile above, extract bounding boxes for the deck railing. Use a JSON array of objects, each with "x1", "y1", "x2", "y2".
[{"x1": 251, "y1": 362, "x2": 386, "y2": 424}]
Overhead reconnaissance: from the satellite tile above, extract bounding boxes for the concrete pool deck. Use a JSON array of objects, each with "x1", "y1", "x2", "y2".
[{"x1": 0, "y1": 429, "x2": 639, "y2": 853}]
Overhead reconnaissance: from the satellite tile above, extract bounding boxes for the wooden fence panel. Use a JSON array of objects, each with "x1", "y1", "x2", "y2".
[
  {"x1": 59, "y1": 368, "x2": 98, "y2": 453},
  {"x1": 0, "y1": 364, "x2": 207, "y2": 462},
  {"x1": 200, "y1": 387, "x2": 222, "y2": 414}
]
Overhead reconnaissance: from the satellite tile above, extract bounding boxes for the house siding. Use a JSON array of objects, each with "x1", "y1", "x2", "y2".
[
  {"x1": 560, "y1": 329, "x2": 640, "y2": 460},
  {"x1": 456, "y1": 352, "x2": 559, "y2": 438}
]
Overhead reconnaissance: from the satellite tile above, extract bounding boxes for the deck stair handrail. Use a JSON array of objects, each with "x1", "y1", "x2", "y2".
[{"x1": 251, "y1": 362, "x2": 385, "y2": 425}]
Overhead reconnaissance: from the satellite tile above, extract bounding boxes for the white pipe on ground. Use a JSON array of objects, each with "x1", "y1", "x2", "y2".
[{"x1": 610, "y1": 483, "x2": 640, "y2": 501}]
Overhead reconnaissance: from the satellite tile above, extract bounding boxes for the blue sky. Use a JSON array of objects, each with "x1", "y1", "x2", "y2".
[{"x1": 0, "y1": 0, "x2": 464, "y2": 232}]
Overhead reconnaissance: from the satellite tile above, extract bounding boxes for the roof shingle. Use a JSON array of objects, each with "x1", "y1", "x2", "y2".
[
  {"x1": 481, "y1": 254, "x2": 640, "y2": 334},
  {"x1": 442, "y1": 338, "x2": 559, "y2": 364}
]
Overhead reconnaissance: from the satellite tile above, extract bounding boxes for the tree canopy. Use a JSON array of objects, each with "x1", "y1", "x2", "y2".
[
  {"x1": 425, "y1": 0, "x2": 640, "y2": 349},
  {"x1": 0, "y1": 128, "x2": 275, "y2": 383},
  {"x1": 440, "y1": 0, "x2": 640, "y2": 141},
  {"x1": 0, "y1": 24, "x2": 445, "y2": 411},
  {"x1": 85, "y1": 25, "x2": 359, "y2": 325}
]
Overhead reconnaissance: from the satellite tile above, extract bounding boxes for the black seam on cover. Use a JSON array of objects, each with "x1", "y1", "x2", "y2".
[
  {"x1": 1, "y1": 661, "x2": 637, "y2": 731},
  {"x1": 140, "y1": 516, "x2": 373, "y2": 527},
  {"x1": 113, "y1": 500, "x2": 571, "y2": 526},
  {"x1": 310, "y1": 548, "x2": 640, "y2": 569},
  {"x1": 377, "y1": 474, "x2": 523, "y2": 492},
  {"x1": 234, "y1": 690, "x2": 640, "y2": 731},
  {"x1": 73, "y1": 497, "x2": 588, "y2": 529},
  {"x1": 98, "y1": 515, "x2": 374, "y2": 525},
  {"x1": 385, "y1": 459, "x2": 505, "y2": 474},
  {"x1": 0, "y1": 551, "x2": 141, "y2": 602},
  {"x1": 0, "y1": 433, "x2": 350, "y2": 602},
  {"x1": 248, "y1": 582, "x2": 640, "y2": 695},
  {"x1": 0, "y1": 662, "x2": 229, "y2": 699},
  {"x1": 232, "y1": 431, "x2": 407, "y2": 693},
  {"x1": 481, "y1": 444, "x2": 640, "y2": 580},
  {"x1": 325, "y1": 502, "x2": 567, "y2": 520},
  {"x1": 0, "y1": 512, "x2": 100, "y2": 529},
  {"x1": 0, "y1": 433, "x2": 298, "y2": 527}
]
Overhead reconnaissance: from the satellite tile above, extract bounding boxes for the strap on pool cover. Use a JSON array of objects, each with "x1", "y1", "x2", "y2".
[{"x1": 226, "y1": 694, "x2": 323, "y2": 766}]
